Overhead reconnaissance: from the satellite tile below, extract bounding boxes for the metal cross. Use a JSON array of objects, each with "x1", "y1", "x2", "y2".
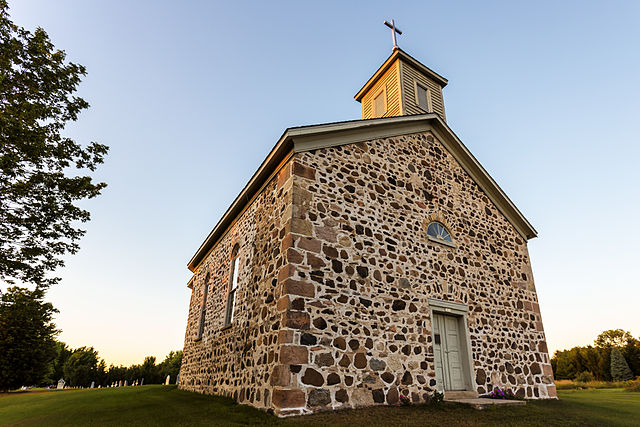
[{"x1": 384, "y1": 19, "x2": 403, "y2": 48}]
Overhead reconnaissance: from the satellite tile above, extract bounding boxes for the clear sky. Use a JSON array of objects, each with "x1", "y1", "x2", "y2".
[{"x1": 8, "y1": 0, "x2": 640, "y2": 366}]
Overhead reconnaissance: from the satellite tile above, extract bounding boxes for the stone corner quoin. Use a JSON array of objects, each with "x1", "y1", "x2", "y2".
[{"x1": 176, "y1": 129, "x2": 556, "y2": 417}]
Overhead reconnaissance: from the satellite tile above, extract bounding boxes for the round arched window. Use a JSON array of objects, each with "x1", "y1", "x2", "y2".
[{"x1": 426, "y1": 222, "x2": 453, "y2": 243}]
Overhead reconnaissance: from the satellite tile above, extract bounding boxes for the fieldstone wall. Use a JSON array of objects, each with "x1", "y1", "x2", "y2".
[
  {"x1": 273, "y1": 130, "x2": 554, "y2": 415},
  {"x1": 179, "y1": 129, "x2": 555, "y2": 417},
  {"x1": 179, "y1": 158, "x2": 296, "y2": 409}
]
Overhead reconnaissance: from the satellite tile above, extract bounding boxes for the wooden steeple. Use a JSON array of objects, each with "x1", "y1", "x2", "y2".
[{"x1": 355, "y1": 47, "x2": 448, "y2": 121}]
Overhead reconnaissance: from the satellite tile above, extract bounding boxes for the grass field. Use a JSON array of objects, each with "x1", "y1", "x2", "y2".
[{"x1": 1, "y1": 385, "x2": 639, "y2": 426}]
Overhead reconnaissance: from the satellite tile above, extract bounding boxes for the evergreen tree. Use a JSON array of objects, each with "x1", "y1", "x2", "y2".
[{"x1": 610, "y1": 347, "x2": 634, "y2": 381}]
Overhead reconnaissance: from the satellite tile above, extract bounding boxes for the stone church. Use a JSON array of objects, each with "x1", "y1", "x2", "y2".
[{"x1": 178, "y1": 45, "x2": 556, "y2": 416}]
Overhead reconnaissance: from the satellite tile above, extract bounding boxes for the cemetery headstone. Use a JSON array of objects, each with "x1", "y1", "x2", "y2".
[
  {"x1": 165, "y1": 375, "x2": 170, "y2": 385},
  {"x1": 57, "y1": 379, "x2": 65, "y2": 389},
  {"x1": 90, "y1": 381, "x2": 95, "y2": 388}
]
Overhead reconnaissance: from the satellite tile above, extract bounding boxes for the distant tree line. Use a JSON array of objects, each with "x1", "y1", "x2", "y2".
[
  {"x1": 552, "y1": 329, "x2": 640, "y2": 381},
  {"x1": 0, "y1": 286, "x2": 181, "y2": 391},
  {"x1": 49, "y1": 343, "x2": 182, "y2": 388}
]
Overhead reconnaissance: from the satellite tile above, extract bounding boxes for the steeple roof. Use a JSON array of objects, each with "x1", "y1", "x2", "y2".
[{"x1": 354, "y1": 47, "x2": 447, "y2": 102}]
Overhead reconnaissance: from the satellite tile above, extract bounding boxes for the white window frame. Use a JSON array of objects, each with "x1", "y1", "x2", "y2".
[
  {"x1": 426, "y1": 221, "x2": 457, "y2": 248},
  {"x1": 224, "y1": 245, "x2": 240, "y2": 327},
  {"x1": 195, "y1": 273, "x2": 210, "y2": 341}
]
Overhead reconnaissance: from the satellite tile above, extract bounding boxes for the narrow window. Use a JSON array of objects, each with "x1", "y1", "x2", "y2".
[
  {"x1": 373, "y1": 89, "x2": 386, "y2": 118},
  {"x1": 415, "y1": 83, "x2": 432, "y2": 112},
  {"x1": 224, "y1": 244, "x2": 240, "y2": 326},
  {"x1": 195, "y1": 273, "x2": 210, "y2": 341}
]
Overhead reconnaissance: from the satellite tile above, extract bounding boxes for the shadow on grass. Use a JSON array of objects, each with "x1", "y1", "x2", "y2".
[{"x1": 1, "y1": 386, "x2": 639, "y2": 426}]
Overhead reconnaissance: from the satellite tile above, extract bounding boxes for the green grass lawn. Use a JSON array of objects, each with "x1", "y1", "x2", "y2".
[{"x1": 1, "y1": 385, "x2": 638, "y2": 426}]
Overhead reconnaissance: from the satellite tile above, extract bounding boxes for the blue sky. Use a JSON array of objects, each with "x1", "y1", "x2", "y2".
[{"x1": 9, "y1": 0, "x2": 640, "y2": 365}]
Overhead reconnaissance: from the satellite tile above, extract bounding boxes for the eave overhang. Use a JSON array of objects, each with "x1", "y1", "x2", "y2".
[
  {"x1": 354, "y1": 47, "x2": 448, "y2": 102},
  {"x1": 187, "y1": 114, "x2": 537, "y2": 272}
]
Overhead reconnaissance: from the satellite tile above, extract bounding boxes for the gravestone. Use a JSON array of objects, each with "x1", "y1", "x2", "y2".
[
  {"x1": 90, "y1": 381, "x2": 95, "y2": 389},
  {"x1": 57, "y1": 379, "x2": 65, "y2": 389},
  {"x1": 141, "y1": 378, "x2": 144, "y2": 386},
  {"x1": 124, "y1": 380, "x2": 128, "y2": 387},
  {"x1": 118, "y1": 380, "x2": 122, "y2": 387},
  {"x1": 175, "y1": 373, "x2": 180, "y2": 385},
  {"x1": 165, "y1": 375, "x2": 170, "y2": 385}
]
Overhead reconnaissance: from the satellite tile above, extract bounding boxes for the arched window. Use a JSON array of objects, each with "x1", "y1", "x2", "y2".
[
  {"x1": 426, "y1": 222, "x2": 453, "y2": 245},
  {"x1": 224, "y1": 244, "x2": 240, "y2": 326},
  {"x1": 195, "y1": 273, "x2": 210, "y2": 341}
]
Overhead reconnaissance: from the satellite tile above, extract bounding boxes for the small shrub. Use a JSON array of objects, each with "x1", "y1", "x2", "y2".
[
  {"x1": 555, "y1": 380, "x2": 581, "y2": 390},
  {"x1": 397, "y1": 394, "x2": 411, "y2": 406},
  {"x1": 625, "y1": 379, "x2": 640, "y2": 392},
  {"x1": 486, "y1": 387, "x2": 523, "y2": 400},
  {"x1": 430, "y1": 390, "x2": 444, "y2": 405},
  {"x1": 574, "y1": 371, "x2": 594, "y2": 383},
  {"x1": 555, "y1": 378, "x2": 637, "y2": 390}
]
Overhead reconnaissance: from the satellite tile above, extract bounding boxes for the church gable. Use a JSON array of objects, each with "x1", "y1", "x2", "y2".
[{"x1": 292, "y1": 130, "x2": 534, "y2": 291}]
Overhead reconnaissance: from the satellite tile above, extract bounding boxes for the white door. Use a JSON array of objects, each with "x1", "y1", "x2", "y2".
[{"x1": 433, "y1": 313, "x2": 467, "y2": 391}]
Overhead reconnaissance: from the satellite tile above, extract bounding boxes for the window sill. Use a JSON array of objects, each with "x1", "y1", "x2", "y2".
[{"x1": 427, "y1": 235, "x2": 457, "y2": 248}]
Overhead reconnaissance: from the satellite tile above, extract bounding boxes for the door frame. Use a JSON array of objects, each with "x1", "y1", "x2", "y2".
[{"x1": 428, "y1": 298, "x2": 475, "y2": 392}]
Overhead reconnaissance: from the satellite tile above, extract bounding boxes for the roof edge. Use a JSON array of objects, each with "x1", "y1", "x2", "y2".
[
  {"x1": 355, "y1": 47, "x2": 448, "y2": 102},
  {"x1": 187, "y1": 114, "x2": 537, "y2": 272},
  {"x1": 186, "y1": 130, "x2": 294, "y2": 271}
]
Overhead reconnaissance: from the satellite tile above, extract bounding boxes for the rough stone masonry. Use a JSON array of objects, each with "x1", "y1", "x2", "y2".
[{"x1": 178, "y1": 129, "x2": 556, "y2": 416}]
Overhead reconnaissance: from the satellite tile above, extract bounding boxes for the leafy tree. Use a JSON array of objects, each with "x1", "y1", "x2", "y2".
[
  {"x1": 0, "y1": 0, "x2": 108, "y2": 288},
  {"x1": 0, "y1": 286, "x2": 58, "y2": 391},
  {"x1": 140, "y1": 356, "x2": 159, "y2": 384},
  {"x1": 595, "y1": 329, "x2": 633, "y2": 348},
  {"x1": 159, "y1": 350, "x2": 182, "y2": 383},
  {"x1": 622, "y1": 337, "x2": 640, "y2": 377},
  {"x1": 105, "y1": 364, "x2": 126, "y2": 386},
  {"x1": 610, "y1": 347, "x2": 634, "y2": 381},
  {"x1": 96, "y1": 359, "x2": 107, "y2": 386},
  {"x1": 551, "y1": 330, "x2": 640, "y2": 381},
  {"x1": 63, "y1": 347, "x2": 98, "y2": 387},
  {"x1": 574, "y1": 371, "x2": 594, "y2": 383},
  {"x1": 48, "y1": 341, "x2": 72, "y2": 383}
]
